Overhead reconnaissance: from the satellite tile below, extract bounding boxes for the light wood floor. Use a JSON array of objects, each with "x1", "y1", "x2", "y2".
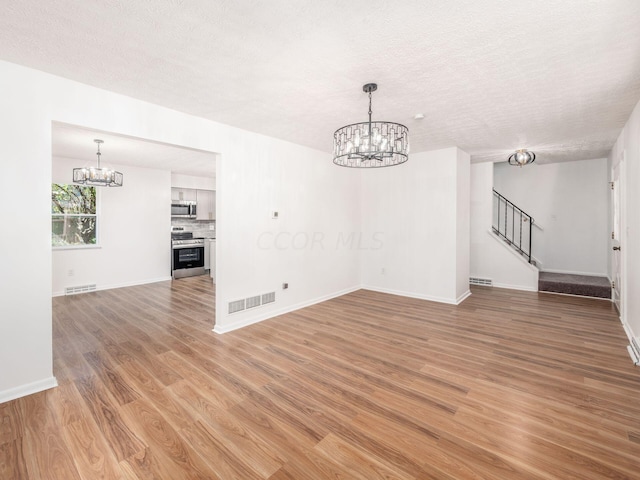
[{"x1": 2, "y1": 278, "x2": 640, "y2": 479}]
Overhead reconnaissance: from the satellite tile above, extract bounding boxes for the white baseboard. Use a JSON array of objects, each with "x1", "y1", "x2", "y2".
[
  {"x1": 621, "y1": 321, "x2": 640, "y2": 366},
  {"x1": 0, "y1": 376, "x2": 58, "y2": 404},
  {"x1": 491, "y1": 282, "x2": 538, "y2": 292},
  {"x1": 213, "y1": 285, "x2": 361, "y2": 334},
  {"x1": 360, "y1": 285, "x2": 461, "y2": 305},
  {"x1": 456, "y1": 289, "x2": 472, "y2": 304},
  {"x1": 214, "y1": 284, "x2": 473, "y2": 334},
  {"x1": 53, "y1": 276, "x2": 172, "y2": 297}
]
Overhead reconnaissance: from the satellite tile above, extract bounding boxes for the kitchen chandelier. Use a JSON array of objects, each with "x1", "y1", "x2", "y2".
[
  {"x1": 333, "y1": 83, "x2": 409, "y2": 168},
  {"x1": 73, "y1": 139, "x2": 123, "y2": 187},
  {"x1": 508, "y1": 149, "x2": 536, "y2": 167}
]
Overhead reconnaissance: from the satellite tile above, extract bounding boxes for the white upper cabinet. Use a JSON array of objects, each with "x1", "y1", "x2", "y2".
[
  {"x1": 196, "y1": 189, "x2": 216, "y2": 220},
  {"x1": 171, "y1": 187, "x2": 197, "y2": 202}
]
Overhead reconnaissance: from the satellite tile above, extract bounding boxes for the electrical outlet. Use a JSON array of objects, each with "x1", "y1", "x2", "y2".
[
  {"x1": 282, "y1": 283, "x2": 288, "y2": 290},
  {"x1": 68, "y1": 269, "x2": 74, "y2": 277},
  {"x1": 272, "y1": 211, "x2": 279, "y2": 219},
  {"x1": 381, "y1": 267, "x2": 386, "y2": 275}
]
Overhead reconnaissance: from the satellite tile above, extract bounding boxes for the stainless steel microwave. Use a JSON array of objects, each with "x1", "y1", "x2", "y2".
[{"x1": 171, "y1": 201, "x2": 197, "y2": 218}]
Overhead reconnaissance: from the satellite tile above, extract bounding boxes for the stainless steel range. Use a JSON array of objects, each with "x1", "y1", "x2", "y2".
[{"x1": 171, "y1": 230, "x2": 205, "y2": 279}]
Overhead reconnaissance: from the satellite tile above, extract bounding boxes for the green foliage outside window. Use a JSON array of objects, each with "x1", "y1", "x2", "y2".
[{"x1": 52, "y1": 184, "x2": 97, "y2": 246}]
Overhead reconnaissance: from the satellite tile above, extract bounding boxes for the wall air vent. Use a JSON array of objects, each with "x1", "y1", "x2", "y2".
[
  {"x1": 246, "y1": 295, "x2": 261, "y2": 309},
  {"x1": 469, "y1": 277, "x2": 492, "y2": 286},
  {"x1": 228, "y1": 292, "x2": 276, "y2": 314},
  {"x1": 262, "y1": 292, "x2": 276, "y2": 304},
  {"x1": 228, "y1": 299, "x2": 245, "y2": 314},
  {"x1": 65, "y1": 284, "x2": 97, "y2": 295}
]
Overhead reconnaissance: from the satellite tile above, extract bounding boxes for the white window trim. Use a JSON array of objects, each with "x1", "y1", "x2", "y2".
[{"x1": 51, "y1": 185, "x2": 101, "y2": 249}]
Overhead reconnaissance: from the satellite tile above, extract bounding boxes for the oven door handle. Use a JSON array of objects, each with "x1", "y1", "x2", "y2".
[{"x1": 172, "y1": 244, "x2": 204, "y2": 249}]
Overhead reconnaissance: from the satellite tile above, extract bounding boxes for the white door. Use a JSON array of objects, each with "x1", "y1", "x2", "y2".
[{"x1": 611, "y1": 155, "x2": 624, "y2": 314}]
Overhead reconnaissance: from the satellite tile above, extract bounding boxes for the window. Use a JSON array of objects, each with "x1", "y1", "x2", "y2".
[{"x1": 52, "y1": 184, "x2": 97, "y2": 247}]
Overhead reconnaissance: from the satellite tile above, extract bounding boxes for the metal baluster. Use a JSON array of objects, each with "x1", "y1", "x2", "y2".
[
  {"x1": 512, "y1": 205, "x2": 515, "y2": 246},
  {"x1": 519, "y1": 210, "x2": 523, "y2": 253},
  {"x1": 528, "y1": 214, "x2": 532, "y2": 263},
  {"x1": 504, "y1": 198, "x2": 508, "y2": 242},
  {"x1": 496, "y1": 192, "x2": 500, "y2": 234}
]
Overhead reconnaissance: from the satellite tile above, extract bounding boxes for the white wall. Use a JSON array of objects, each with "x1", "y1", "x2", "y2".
[
  {"x1": 172, "y1": 172, "x2": 215, "y2": 190},
  {"x1": 0, "y1": 60, "x2": 361, "y2": 402},
  {"x1": 494, "y1": 158, "x2": 609, "y2": 276},
  {"x1": 360, "y1": 147, "x2": 470, "y2": 304},
  {"x1": 609, "y1": 97, "x2": 640, "y2": 351},
  {"x1": 52, "y1": 156, "x2": 171, "y2": 296},
  {"x1": 456, "y1": 148, "x2": 471, "y2": 300},
  {"x1": 216, "y1": 141, "x2": 362, "y2": 332},
  {"x1": 470, "y1": 163, "x2": 538, "y2": 291}
]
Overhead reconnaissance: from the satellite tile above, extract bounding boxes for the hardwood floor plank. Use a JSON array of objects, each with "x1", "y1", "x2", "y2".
[
  {"x1": 178, "y1": 420, "x2": 265, "y2": 479},
  {"x1": 165, "y1": 382, "x2": 285, "y2": 478},
  {"x1": 63, "y1": 416, "x2": 125, "y2": 480},
  {"x1": 452, "y1": 407, "x2": 639, "y2": 479},
  {"x1": 121, "y1": 446, "x2": 184, "y2": 480},
  {"x1": 349, "y1": 411, "x2": 464, "y2": 480},
  {"x1": 0, "y1": 438, "x2": 29, "y2": 480},
  {"x1": 0, "y1": 400, "x2": 24, "y2": 446},
  {"x1": 258, "y1": 377, "x2": 435, "y2": 479},
  {"x1": 3, "y1": 278, "x2": 639, "y2": 479},
  {"x1": 119, "y1": 398, "x2": 217, "y2": 480},
  {"x1": 18, "y1": 392, "x2": 83, "y2": 480},
  {"x1": 117, "y1": 339, "x2": 184, "y2": 386},
  {"x1": 435, "y1": 433, "x2": 549, "y2": 480},
  {"x1": 74, "y1": 375, "x2": 146, "y2": 461},
  {"x1": 314, "y1": 432, "x2": 414, "y2": 480},
  {"x1": 115, "y1": 361, "x2": 194, "y2": 432},
  {"x1": 83, "y1": 350, "x2": 141, "y2": 406}
]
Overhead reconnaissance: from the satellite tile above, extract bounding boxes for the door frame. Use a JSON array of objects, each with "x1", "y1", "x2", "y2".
[{"x1": 611, "y1": 150, "x2": 626, "y2": 322}]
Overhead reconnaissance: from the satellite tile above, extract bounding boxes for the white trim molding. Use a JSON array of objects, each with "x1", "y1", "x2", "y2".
[
  {"x1": 52, "y1": 276, "x2": 172, "y2": 297},
  {"x1": 213, "y1": 286, "x2": 361, "y2": 334},
  {"x1": 361, "y1": 285, "x2": 462, "y2": 305},
  {"x1": 0, "y1": 377, "x2": 58, "y2": 404}
]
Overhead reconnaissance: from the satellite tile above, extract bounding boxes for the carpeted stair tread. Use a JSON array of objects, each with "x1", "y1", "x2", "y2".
[{"x1": 538, "y1": 272, "x2": 611, "y2": 299}]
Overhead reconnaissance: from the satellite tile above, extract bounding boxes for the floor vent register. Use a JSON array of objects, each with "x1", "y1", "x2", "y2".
[
  {"x1": 65, "y1": 284, "x2": 97, "y2": 295},
  {"x1": 228, "y1": 291, "x2": 276, "y2": 314}
]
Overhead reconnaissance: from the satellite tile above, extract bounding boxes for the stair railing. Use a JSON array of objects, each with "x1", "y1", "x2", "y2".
[{"x1": 492, "y1": 189, "x2": 534, "y2": 264}]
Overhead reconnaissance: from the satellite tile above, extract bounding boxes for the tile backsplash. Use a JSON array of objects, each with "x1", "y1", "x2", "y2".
[{"x1": 171, "y1": 219, "x2": 216, "y2": 238}]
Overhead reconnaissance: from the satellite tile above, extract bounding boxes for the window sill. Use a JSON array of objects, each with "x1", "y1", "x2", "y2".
[{"x1": 52, "y1": 245, "x2": 102, "y2": 251}]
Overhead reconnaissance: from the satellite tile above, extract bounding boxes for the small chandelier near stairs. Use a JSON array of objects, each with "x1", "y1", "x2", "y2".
[{"x1": 508, "y1": 149, "x2": 536, "y2": 167}]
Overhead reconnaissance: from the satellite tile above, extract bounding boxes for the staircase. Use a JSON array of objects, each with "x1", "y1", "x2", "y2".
[
  {"x1": 492, "y1": 189, "x2": 535, "y2": 264},
  {"x1": 492, "y1": 189, "x2": 611, "y2": 300}
]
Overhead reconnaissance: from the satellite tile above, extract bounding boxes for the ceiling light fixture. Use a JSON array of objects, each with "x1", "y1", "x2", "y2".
[
  {"x1": 508, "y1": 149, "x2": 536, "y2": 167},
  {"x1": 333, "y1": 83, "x2": 409, "y2": 168},
  {"x1": 73, "y1": 139, "x2": 123, "y2": 187}
]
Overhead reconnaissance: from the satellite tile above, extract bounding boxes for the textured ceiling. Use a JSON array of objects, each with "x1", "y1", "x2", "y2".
[{"x1": 3, "y1": 0, "x2": 640, "y2": 164}]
